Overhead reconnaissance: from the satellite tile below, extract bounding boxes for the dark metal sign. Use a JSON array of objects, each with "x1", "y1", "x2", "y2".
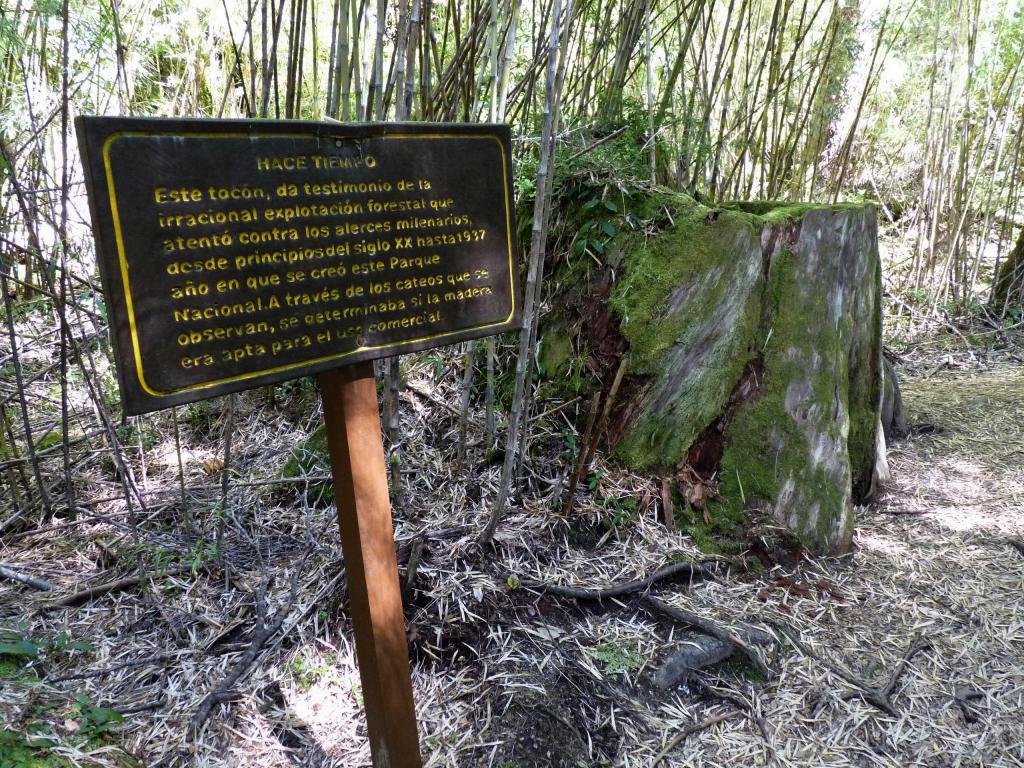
[{"x1": 77, "y1": 117, "x2": 520, "y2": 414}]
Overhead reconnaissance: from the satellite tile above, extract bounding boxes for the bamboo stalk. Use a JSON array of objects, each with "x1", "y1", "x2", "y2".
[
  {"x1": 403, "y1": 0, "x2": 421, "y2": 117},
  {"x1": 366, "y1": 0, "x2": 388, "y2": 119},
  {"x1": 481, "y1": 0, "x2": 569, "y2": 546},
  {"x1": 0, "y1": 405, "x2": 25, "y2": 517},
  {"x1": 644, "y1": 0, "x2": 655, "y2": 183},
  {"x1": 1, "y1": 273, "x2": 51, "y2": 518}
]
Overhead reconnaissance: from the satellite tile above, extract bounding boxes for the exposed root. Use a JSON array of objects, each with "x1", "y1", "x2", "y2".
[
  {"x1": 526, "y1": 560, "x2": 716, "y2": 601},
  {"x1": 642, "y1": 595, "x2": 772, "y2": 680}
]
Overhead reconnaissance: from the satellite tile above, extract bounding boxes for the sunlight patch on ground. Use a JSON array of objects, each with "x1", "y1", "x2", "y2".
[
  {"x1": 882, "y1": 365, "x2": 1024, "y2": 538},
  {"x1": 283, "y1": 639, "x2": 366, "y2": 760},
  {"x1": 855, "y1": 530, "x2": 912, "y2": 557}
]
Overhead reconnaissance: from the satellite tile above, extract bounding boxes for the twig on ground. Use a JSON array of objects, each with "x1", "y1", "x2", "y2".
[
  {"x1": 395, "y1": 525, "x2": 474, "y2": 545},
  {"x1": 189, "y1": 566, "x2": 304, "y2": 739},
  {"x1": 772, "y1": 622, "x2": 930, "y2": 716},
  {"x1": 407, "y1": 380, "x2": 465, "y2": 419},
  {"x1": 45, "y1": 564, "x2": 192, "y2": 608},
  {"x1": 871, "y1": 635, "x2": 933, "y2": 704},
  {"x1": 642, "y1": 595, "x2": 772, "y2": 680},
  {"x1": 401, "y1": 536, "x2": 426, "y2": 604},
  {"x1": 0, "y1": 563, "x2": 54, "y2": 591},
  {"x1": 653, "y1": 711, "x2": 737, "y2": 766},
  {"x1": 261, "y1": 564, "x2": 346, "y2": 662},
  {"x1": 116, "y1": 697, "x2": 168, "y2": 715},
  {"x1": 952, "y1": 685, "x2": 985, "y2": 723},
  {"x1": 0, "y1": 512, "x2": 31, "y2": 537},
  {"x1": 48, "y1": 653, "x2": 176, "y2": 683}
]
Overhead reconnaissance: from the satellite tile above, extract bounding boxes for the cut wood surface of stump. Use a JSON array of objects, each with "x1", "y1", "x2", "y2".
[{"x1": 543, "y1": 193, "x2": 883, "y2": 554}]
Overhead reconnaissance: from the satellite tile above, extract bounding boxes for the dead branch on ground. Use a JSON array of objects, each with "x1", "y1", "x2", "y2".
[
  {"x1": 189, "y1": 567, "x2": 304, "y2": 739},
  {"x1": 0, "y1": 563, "x2": 54, "y2": 591},
  {"x1": 527, "y1": 560, "x2": 716, "y2": 601},
  {"x1": 48, "y1": 653, "x2": 176, "y2": 683},
  {"x1": 772, "y1": 622, "x2": 931, "y2": 716},
  {"x1": 45, "y1": 564, "x2": 193, "y2": 608}
]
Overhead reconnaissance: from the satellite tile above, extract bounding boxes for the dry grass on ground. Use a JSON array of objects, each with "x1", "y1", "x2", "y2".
[{"x1": 1, "y1": 322, "x2": 1023, "y2": 767}]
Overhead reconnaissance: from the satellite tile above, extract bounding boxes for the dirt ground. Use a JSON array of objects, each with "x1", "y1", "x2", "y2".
[{"x1": 2, "y1": 334, "x2": 1023, "y2": 767}]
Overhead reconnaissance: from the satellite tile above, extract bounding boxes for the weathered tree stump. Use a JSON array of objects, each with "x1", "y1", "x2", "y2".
[
  {"x1": 543, "y1": 193, "x2": 883, "y2": 554},
  {"x1": 992, "y1": 227, "x2": 1024, "y2": 309}
]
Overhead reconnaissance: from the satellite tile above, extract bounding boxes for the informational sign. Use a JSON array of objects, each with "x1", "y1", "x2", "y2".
[{"x1": 77, "y1": 117, "x2": 520, "y2": 414}]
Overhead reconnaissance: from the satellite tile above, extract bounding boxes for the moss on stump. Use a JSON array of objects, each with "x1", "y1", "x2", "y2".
[{"x1": 549, "y1": 191, "x2": 882, "y2": 555}]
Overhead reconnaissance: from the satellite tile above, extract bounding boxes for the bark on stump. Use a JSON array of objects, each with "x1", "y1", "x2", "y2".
[{"x1": 543, "y1": 194, "x2": 883, "y2": 555}]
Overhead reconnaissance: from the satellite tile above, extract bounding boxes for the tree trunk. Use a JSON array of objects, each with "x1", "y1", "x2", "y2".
[{"x1": 544, "y1": 193, "x2": 882, "y2": 554}]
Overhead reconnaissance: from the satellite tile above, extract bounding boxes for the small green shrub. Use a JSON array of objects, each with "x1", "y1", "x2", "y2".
[
  {"x1": 71, "y1": 694, "x2": 124, "y2": 740},
  {"x1": 590, "y1": 640, "x2": 642, "y2": 675},
  {"x1": 0, "y1": 728, "x2": 57, "y2": 768}
]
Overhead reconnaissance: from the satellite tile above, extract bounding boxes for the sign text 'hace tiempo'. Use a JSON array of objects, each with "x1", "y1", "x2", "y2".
[{"x1": 77, "y1": 117, "x2": 520, "y2": 414}]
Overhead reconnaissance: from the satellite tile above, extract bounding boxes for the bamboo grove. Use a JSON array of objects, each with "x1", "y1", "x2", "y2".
[{"x1": 0, "y1": 0, "x2": 1023, "y2": 532}]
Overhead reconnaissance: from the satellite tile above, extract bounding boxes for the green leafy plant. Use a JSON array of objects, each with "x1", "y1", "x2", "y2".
[
  {"x1": 571, "y1": 194, "x2": 621, "y2": 261},
  {"x1": 290, "y1": 651, "x2": 340, "y2": 690},
  {"x1": 0, "y1": 629, "x2": 92, "y2": 668},
  {"x1": 187, "y1": 539, "x2": 218, "y2": 572},
  {"x1": 35, "y1": 430, "x2": 64, "y2": 452},
  {"x1": 72, "y1": 694, "x2": 124, "y2": 740},
  {"x1": 424, "y1": 353, "x2": 445, "y2": 381},
  {"x1": 590, "y1": 640, "x2": 642, "y2": 675},
  {"x1": 560, "y1": 426, "x2": 579, "y2": 464},
  {"x1": 0, "y1": 728, "x2": 55, "y2": 768},
  {"x1": 50, "y1": 633, "x2": 93, "y2": 655},
  {"x1": 275, "y1": 375, "x2": 317, "y2": 405},
  {"x1": 0, "y1": 631, "x2": 41, "y2": 660},
  {"x1": 598, "y1": 495, "x2": 638, "y2": 528},
  {"x1": 124, "y1": 540, "x2": 191, "y2": 575},
  {"x1": 151, "y1": 545, "x2": 177, "y2": 573}
]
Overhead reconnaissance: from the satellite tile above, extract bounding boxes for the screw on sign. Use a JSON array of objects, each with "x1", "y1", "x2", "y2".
[{"x1": 77, "y1": 116, "x2": 521, "y2": 767}]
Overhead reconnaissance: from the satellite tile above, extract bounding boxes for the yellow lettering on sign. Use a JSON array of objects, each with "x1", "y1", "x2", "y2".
[{"x1": 256, "y1": 156, "x2": 307, "y2": 171}]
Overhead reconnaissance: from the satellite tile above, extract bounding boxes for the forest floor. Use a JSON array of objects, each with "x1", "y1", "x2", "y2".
[{"x1": 1, "y1": 317, "x2": 1023, "y2": 768}]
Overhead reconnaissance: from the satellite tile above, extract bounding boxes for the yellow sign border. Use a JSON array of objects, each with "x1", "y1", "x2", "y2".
[{"x1": 101, "y1": 130, "x2": 517, "y2": 398}]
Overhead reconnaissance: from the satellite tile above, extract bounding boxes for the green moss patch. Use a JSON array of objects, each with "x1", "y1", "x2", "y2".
[
  {"x1": 723, "y1": 200, "x2": 866, "y2": 223},
  {"x1": 0, "y1": 729, "x2": 63, "y2": 768},
  {"x1": 281, "y1": 425, "x2": 334, "y2": 505},
  {"x1": 712, "y1": 247, "x2": 846, "y2": 545},
  {"x1": 610, "y1": 195, "x2": 765, "y2": 469}
]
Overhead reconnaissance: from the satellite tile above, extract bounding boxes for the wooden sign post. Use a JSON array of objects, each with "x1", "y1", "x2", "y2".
[
  {"x1": 320, "y1": 362, "x2": 422, "y2": 766},
  {"x1": 76, "y1": 116, "x2": 520, "y2": 767}
]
